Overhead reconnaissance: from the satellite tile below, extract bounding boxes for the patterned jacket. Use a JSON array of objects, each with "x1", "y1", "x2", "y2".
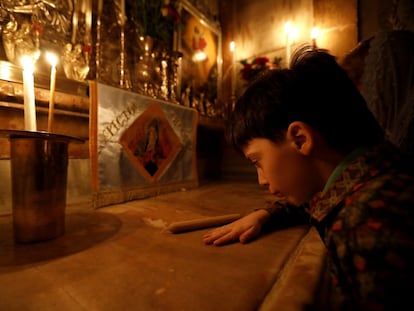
[{"x1": 267, "y1": 142, "x2": 414, "y2": 310}]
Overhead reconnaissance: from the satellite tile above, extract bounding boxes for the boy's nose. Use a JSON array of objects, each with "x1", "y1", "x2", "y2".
[{"x1": 257, "y1": 170, "x2": 268, "y2": 185}]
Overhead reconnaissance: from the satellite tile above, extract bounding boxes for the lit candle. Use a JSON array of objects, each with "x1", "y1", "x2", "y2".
[
  {"x1": 285, "y1": 21, "x2": 292, "y2": 68},
  {"x1": 120, "y1": 0, "x2": 125, "y2": 26},
  {"x1": 230, "y1": 41, "x2": 236, "y2": 99},
  {"x1": 311, "y1": 27, "x2": 320, "y2": 49},
  {"x1": 71, "y1": 0, "x2": 78, "y2": 44},
  {"x1": 21, "y1": 56, "x2": 37, "y2": 131},
  {"x1": 46, "y1": 52, "x2": 58, "y2": 133}
]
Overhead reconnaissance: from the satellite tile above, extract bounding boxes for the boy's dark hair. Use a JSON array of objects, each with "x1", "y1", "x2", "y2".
[{"x1": 228, "y1": 46, "x2": 384, "y2": 154}]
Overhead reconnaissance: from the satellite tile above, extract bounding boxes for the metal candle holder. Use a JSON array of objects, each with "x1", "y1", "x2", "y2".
[{"x1": 0, "y1": 130, "x2": 84, "y2": 243}]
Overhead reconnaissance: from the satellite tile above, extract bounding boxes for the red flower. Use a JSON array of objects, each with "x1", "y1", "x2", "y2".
[
  {"x1": 83, "y1": 44, "x2": 93, "y2": 55},
  {"x1": 239, "y1": 56, "x2": 282, "y2": 82},
  {"x1": 162, "y1": 4, "x2": 181, "y2": 24},
  {"x1": 31, "y1": 22, "x2": 43, "y2": 34},
  {"x1": 254, "y1": 57, "x2": 269, "y2": 66},
  {"x1": 353, "y1": 254, "x2": 367, "y2": 271}
]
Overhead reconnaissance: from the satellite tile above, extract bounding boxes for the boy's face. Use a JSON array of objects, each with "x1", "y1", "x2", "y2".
[{"x1": 242, "y1": 137, "x2": 318, "y2": 206}]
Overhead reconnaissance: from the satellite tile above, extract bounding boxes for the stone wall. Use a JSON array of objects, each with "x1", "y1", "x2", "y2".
[
  {"x1": 359, "y1": 0, "x2": 414, "y2": 40},
  {"x1": 219, "y1": 0, "x2": 359, "y2": 104}
]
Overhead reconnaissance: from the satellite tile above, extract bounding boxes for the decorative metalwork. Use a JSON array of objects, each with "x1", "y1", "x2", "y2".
[
  {"x1": 1, "y1": 16, "x2": 40, "y2": 65},
  {"x1": 95, "y1": 0, "x2": 132, "y2": 89},
  {"x1": 119, "y1": 22, "x2": 132, "y2": 89},
  {"x1": 159, "y1": 50, "x2": 169, "y2": 101},
  {"x1": 133, "y1": 35, "x2": 159, "y2": 97},
  {"x1": 61, "y1": 0, "x2": 92, "y2": 81},
  {"x1": 167, "y1": 50, "x2": 182, "y2": 104},
  {"x1": 0, "y1": 0, "x2": 224, "y2": 119},
  {"x1": 0, "y1": 0, "x2": 92, "y2": 81}
]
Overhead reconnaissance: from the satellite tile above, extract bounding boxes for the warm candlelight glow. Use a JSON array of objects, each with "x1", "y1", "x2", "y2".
[
  {"x1": 192, "y1": 51, "x2": 207, "y2": 62},
  {"x1": 46, "y1": 52, "x2": 58, "y2": 133},
  {"x1": 230, "y1": 41, "x2": 235, "y2": 52},
  {"x1": 285, "y1": 21, "x2": 292, "y2": 34},
  {"x1": 229, "y1": 41, "x2": 236, "y2": 109},
  {"x1": 20, "y1": 56, "x2": 37, "y2": 131},
  {"x1": 46, "y1": 52, "x2": 58, "y2": 68},
  {"x1": 285, "y1": 21, "x2": 292, "y2": 68},
  {"x1": 284, "y1": 21, "x2": 299, "y2": 68},
  {"x1": 120, "y1": 0, "x2": 125, "y2": 26},
  {"x1": 71, "y1": 2, "x2": 78, "y2": 44},
  {"x1": 311, "y1": 27, "x2": 321, "y2": 48}
]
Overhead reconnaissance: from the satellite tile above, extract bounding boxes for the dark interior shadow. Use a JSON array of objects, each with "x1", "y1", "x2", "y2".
[{"x1": 0, "y1": 211, "x2": 122, "y2": 266}]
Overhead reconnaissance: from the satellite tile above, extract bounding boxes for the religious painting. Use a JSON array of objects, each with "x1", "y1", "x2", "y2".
[
  {"x1": 176, "y1": 0, "x2": 222, "y2": 112},
  {"x1": 119, "y1": 102, "x2": 182, "y2": 184},
  {"x1": 89, "y1": 82, "x2": 199, "y2": 208}
]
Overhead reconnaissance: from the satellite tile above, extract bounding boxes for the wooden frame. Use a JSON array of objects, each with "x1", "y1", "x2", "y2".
[{"x1": 175, "y1": 0, "x2": 222, "y2": 112}]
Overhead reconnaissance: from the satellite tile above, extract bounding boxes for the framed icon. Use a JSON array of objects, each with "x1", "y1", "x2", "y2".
[{"x1": 175, "y1": 0, "x2": 222, "y2": 113}]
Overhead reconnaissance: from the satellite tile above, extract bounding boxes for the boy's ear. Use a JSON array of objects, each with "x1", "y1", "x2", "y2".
[{"x1": 286, "y1": 121, "x2": 314, "y2": 155}]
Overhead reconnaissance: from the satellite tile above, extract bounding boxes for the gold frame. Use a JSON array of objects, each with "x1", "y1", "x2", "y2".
[{"x1": 175, "y1": 0, "x2": 222, "y2": 110}]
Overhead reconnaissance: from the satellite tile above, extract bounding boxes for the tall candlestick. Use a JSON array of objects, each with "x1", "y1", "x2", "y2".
[
  {"x1": 120, "y1": 0, "x2": 125, "y2": 26},
  {"x1": 21, "y1": 56, "x2": 37, "y2": 131},
  {"x1": 71, "y1": 0, "x2": 78, "y2": 44},
  {"x1": 230, "y1": 41, "x2": 236, "y2": 109},
  {"x1": 84, "y1": 0, "x2": 92, "y2": 45},
  {"x1": 286, "y1": 37, "x2": 291, "y2": 68},
  {"x1": 311, "y1": 27, "x2": 320, "y2": 49},
  {"x1": 285, "y1": 22, "x2": 292, "y2": 69},
  {"x1": 98, "y1": 0, "x2": 103, "y2": 15},
  {"x1": 96, "y1": 0, "x2": 103, "y2": 79},
  {"x1": 46, "y1": 52, "x2": 58, "y2": 133}
]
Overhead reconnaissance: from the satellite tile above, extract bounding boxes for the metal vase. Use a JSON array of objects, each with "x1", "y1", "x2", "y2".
[{"x1": 0, "y1": 130, "x2": 84, "y2": 243}]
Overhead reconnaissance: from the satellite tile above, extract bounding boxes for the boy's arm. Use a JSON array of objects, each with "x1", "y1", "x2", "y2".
[{"x1": 260, "y1": 201, "x2": 310, "y2": 230}]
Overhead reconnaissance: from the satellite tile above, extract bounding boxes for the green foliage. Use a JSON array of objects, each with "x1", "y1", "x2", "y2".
[{"x1": 130, "y1": 0, "x2": 180, "y2": 48}]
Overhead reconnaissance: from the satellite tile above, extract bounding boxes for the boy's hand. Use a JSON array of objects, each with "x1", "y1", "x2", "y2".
[{"x1": 202, "y1": 209, "x2": 271, "y2": 246}]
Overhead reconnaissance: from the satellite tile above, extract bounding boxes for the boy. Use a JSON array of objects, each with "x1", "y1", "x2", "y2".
[{"x1": 203, "y1": 47, "x2": 414, "y2": 310}]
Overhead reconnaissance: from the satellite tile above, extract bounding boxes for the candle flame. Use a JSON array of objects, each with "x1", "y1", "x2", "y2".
[
  {"x1": 192, "y1": 51, "x2": 207, "y2": 62},
  {"x1": 46, "y1": 52, "x2": 58, "y2": 67},
  {"x1": 285, "y1": 21, "x2": 299, "y2": 41},
  {"x1": 230, "y1": 41, "x2": 235, "y2": 52},
  {"x1": 285, "y1": 21, "x2": 292, "y2": 33},
  {"x1": 20, "y1": 56, "x2": 34, "y2": 73},
  {"x1": 291, "y1": 27, "x2": 299, "y2": 41},
  {"x1": 311, "y1": 27, "x2": 321, "y2": 40}
]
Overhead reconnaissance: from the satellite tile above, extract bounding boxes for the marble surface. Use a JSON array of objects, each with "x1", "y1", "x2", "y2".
[{"x1": 0, "y1": 181, "x2": 326, "y2": 311}]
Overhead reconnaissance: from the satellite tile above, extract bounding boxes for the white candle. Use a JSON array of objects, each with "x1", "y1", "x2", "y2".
[
  {"x1": 21, "y1": 56, "x2": 37, "y2": 131},
  {"x1": 285, "y1": 22, "x2": 292, "y2": 69},
  {"x1": 120, "y1": 0, "x2": 125, "y2": 26},
  {"x1": 46, "y1": 52, "x2": 58, "y2": 133},
  {"x1": 230, "y1": 41, "x2": 236, "y2": 98},
  {"x1": 311, "y1": 27, "x2": 320, "y2": 49},
  {"x1": 71, "y1": 0, "x2": 78, "y2": 44}
]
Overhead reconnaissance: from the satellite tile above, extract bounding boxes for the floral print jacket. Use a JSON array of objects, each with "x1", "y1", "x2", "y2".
[{"x1": 267, "y1": 142, "x2": 414, "y2": 311}]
